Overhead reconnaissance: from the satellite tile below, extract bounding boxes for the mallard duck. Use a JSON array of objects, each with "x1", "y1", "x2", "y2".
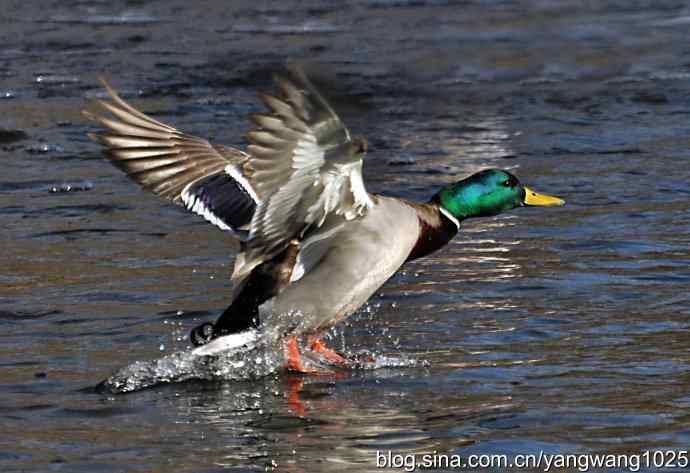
[{"x1": 84, "y1": 65, "x2": 563, "y2": 372}]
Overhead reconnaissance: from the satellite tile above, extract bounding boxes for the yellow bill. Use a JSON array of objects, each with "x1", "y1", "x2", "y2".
[{"x1": 523, "y1": 187, "x2": 565, "y2": 206}]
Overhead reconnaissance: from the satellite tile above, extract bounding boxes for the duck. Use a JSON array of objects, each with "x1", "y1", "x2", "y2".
[{"x1": 84, "y1": 64, "x2": 564, "y2": 372}]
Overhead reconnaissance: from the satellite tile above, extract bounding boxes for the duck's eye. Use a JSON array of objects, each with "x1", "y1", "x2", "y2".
[{"x1": 502, "y1": 180, "x2": 511, "y2": 187}]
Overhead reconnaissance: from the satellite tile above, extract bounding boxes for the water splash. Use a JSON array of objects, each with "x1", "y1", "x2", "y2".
[
  {"x1": 337, "y1": 351, "x2": 426, "y2": 370},
  {"x1": 100, "y1": 331, "x2": 423, "y2": 393},
  {"x1": 101, "y1": 337, "x2": 284, "y2": 394}
]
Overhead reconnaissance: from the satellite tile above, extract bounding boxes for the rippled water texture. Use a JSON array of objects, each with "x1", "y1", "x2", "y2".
[{"x1": 3, "y1": 0, "x2": 690, "y2": 471}]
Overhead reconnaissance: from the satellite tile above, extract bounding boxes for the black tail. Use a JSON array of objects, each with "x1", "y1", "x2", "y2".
[
  {"x1": 190, "y1": 276, "x2": 261, "y2": 347},
  {"x1": 191, "y1": 241, "x2": 300, "y2": 346}
]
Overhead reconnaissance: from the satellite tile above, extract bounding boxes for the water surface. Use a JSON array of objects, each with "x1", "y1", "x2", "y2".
[{"x1": 2, "y1": 0, "x2": 690, "y2": 471}]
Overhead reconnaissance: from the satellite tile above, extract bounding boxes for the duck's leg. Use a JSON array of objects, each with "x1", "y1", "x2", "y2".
[
  {"x1": 308, "y1": 336, "x2": 349, "y2": 367},
  {"x1": 284, "y1": 336, "x2": 323, "y2": 374}
]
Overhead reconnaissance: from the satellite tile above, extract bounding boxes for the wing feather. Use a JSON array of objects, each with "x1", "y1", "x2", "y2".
[
  {"x1": 84, "y1": 79, "x2": 257, "y2": 235},
  {"x1": 242, "y1": 64, "x2": 372, "y2": 270},
  {"x1": 84, "y1": 79, "x2": 251, "y2": 205}
]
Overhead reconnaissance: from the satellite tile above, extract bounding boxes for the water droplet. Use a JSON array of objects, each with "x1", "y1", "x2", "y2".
[
  {"x1": 34, "y1": 74, "x2": 81, "y2": 85},
  {"x1": 25, "y1": 143, "x2": 65, "y2": 154},
  {"x1": 48, "y1": 181, "x2": 93, "y2": 193}
]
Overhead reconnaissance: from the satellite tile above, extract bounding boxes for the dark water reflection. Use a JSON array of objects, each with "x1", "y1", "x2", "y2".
[{"x1": 3, "y1": 0, "x2": 690, "y2": 471}]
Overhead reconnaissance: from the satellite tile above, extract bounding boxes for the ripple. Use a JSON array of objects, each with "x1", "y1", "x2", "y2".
[
  {"x1": 232, "y1": 21, "x2": 342, "y2": 35},
  {"x1": 0, "y1": 128, "x2": 28, "y2": 144},
  {"x1": 43, "y1": 13, "x2": 163, "y2": 25},
  {"x1": 36, "y1": 203, "x2": 130, "y2": 218},
  {"x1": 0, "y1": 309, "x2": 62, "y2": 322},
  {"x1": 29, "y1": 228, "x2": 130, "y2": 240}
]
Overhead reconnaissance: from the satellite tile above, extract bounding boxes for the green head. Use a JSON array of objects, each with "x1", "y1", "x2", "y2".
[{"x1": 436, "y1": 169, "x2": 564, "y2": 221}]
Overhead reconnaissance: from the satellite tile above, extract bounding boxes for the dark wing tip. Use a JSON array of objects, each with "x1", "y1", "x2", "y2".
[
  {"x1": 82, "y1": 77, "x2": 113, "y2": 119},
  {"x1": 97, "y1": 76, "x2": 119, "y2": 101}
]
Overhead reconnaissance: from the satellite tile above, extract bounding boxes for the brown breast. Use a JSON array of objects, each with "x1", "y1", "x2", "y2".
[{"x1": 405, "y1": 200, "x2": 459, "y2": 261}]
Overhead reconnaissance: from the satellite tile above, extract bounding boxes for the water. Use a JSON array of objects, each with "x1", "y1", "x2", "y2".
[{"x1": 2, "y1": 0, "x2": 690, "y2": 471}]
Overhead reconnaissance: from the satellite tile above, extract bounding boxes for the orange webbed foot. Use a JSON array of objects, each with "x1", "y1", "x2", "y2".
[
  {"x1": 283, "y1": 336, "x2": 333, "y2": 375},
  {"x1": 308, "y1": 336, "x2": 350, "y2": 368}
]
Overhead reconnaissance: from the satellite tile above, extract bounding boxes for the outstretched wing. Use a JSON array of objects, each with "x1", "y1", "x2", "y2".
[
  {"x1": 84, "y1": 80, "x2": 258, "y2": 236},
  {"x1": 246, "y1": 64, "x2": 372, "y2": 261}
]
